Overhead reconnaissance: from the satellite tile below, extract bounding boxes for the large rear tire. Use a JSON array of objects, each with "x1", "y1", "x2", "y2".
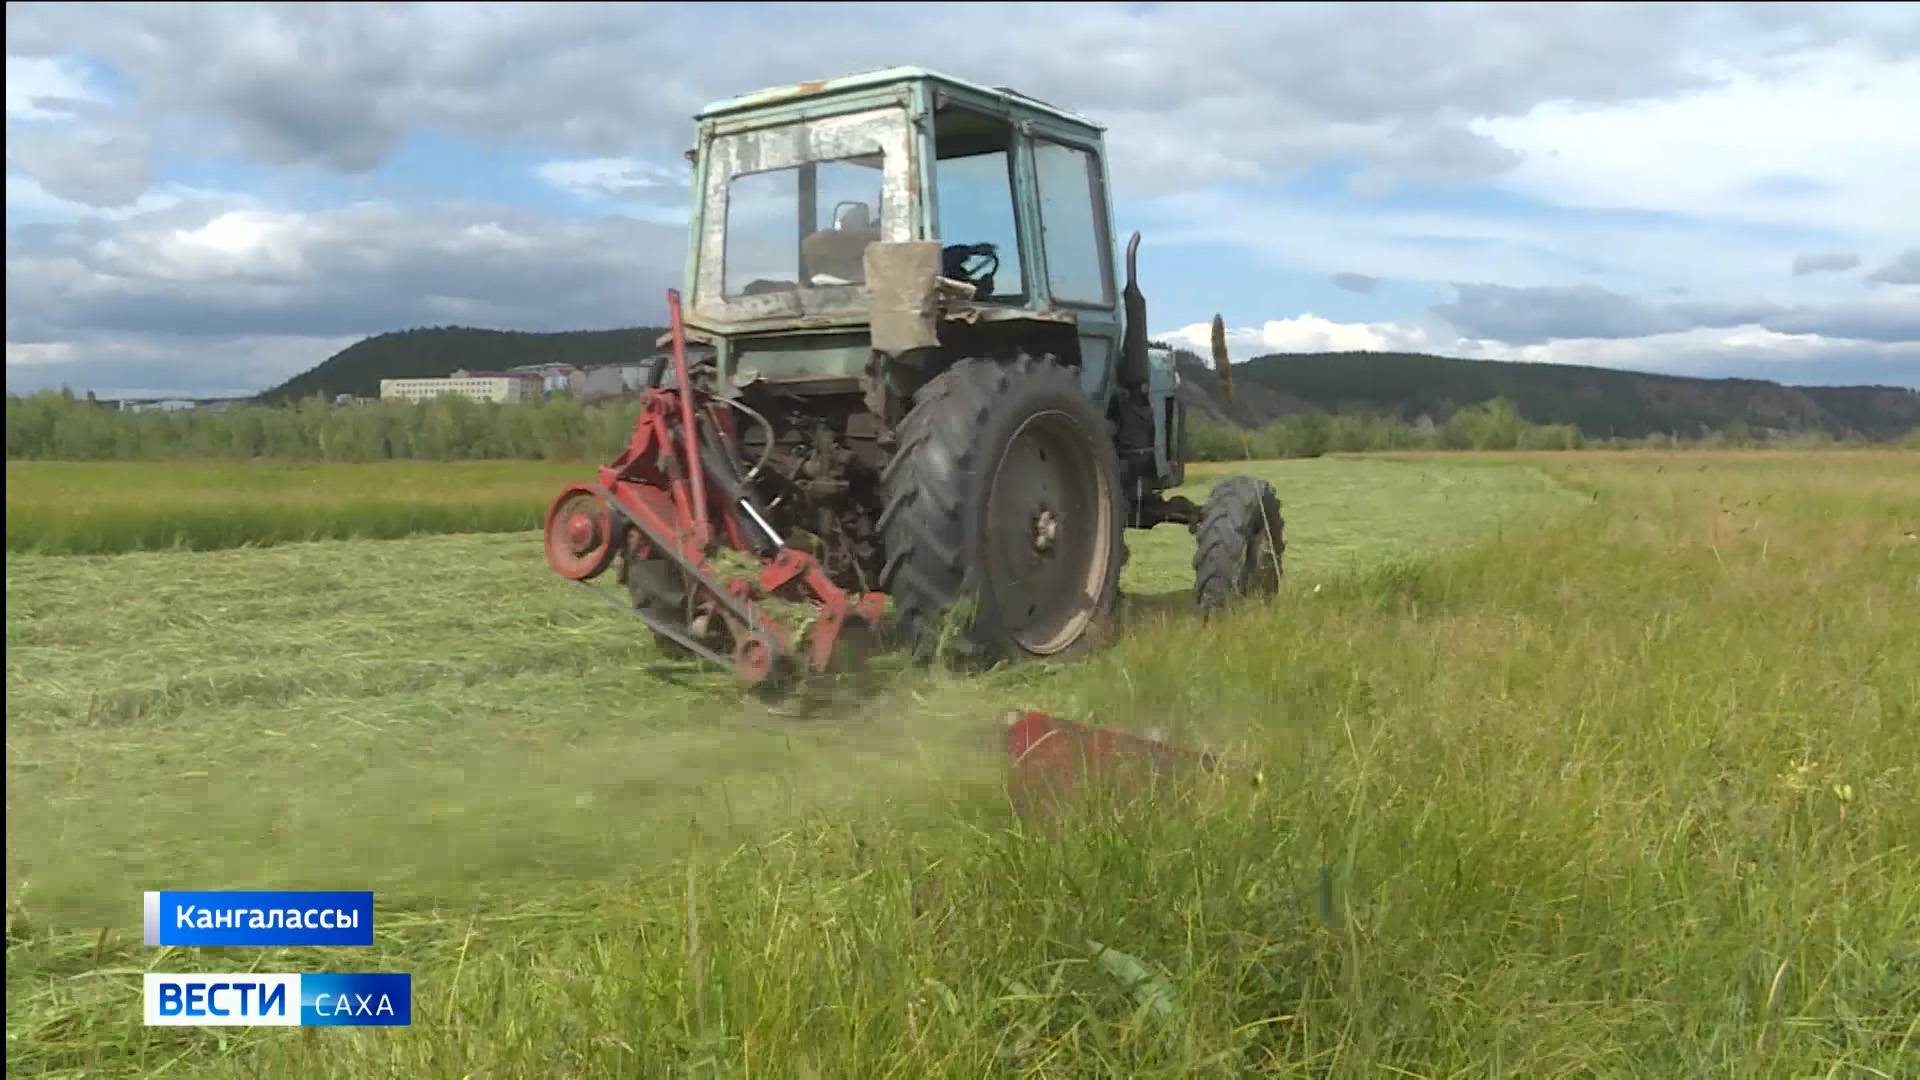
[
  {"x1": 1192, "y1": 475, "x2": 1284, "y2": 613},
  {"x1": 879, "y1": 356, "x2": 1124, "y2": 664}
]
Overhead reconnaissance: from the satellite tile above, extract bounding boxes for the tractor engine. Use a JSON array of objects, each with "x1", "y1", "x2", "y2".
[{"x1": 735, "y1": 390, "x2": 889, "y2": 593}]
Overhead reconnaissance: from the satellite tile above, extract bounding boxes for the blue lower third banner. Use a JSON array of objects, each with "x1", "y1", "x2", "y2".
[
  {"x1": 144, "y1": 973, "x2": 411, "y2": 1026},
  {"x1": 144, "y1": 890, "x2": 374, "y2": 946}
]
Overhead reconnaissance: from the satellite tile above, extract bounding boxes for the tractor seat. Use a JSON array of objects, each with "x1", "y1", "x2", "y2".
[{"x1": 801, "y1": 207, "x2": 881, "y2": 285}]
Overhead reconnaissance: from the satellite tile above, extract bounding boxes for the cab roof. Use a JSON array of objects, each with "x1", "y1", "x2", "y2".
[{"x1": 696, "y1": 66, "x2": 1104, "y2": 131}]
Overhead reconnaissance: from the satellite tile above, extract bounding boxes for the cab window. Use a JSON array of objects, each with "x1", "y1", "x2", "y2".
[
  {"x1": 1032, "y1": 138, "x2": 1113, "y2": 306},
  {"x1": 933, "y1": 106, "x2": 1023, "y2": 301}
]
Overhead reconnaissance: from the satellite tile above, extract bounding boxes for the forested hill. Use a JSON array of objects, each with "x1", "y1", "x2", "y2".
[
  {"x1": 267, "y1": 326, "x2": 1917, "y2": 440},
  {"x1": 1172, "y1": 350, "x2": 1920, "y2": 441},
  {"x1": 261, "y1": 326, "x2": 667, "y2": 401}
]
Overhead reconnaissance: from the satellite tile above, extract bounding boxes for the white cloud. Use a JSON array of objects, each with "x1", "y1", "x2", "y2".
[
  {"x1": 1868, "y1": 249, "x2": 1920, "y2": 287},
  {"x1": 5, "y1": 340, "x2": 77, "y2": 367},
  {"x1": 13, "y1": 3, "x2": 1900, "y2": 192},
  {"x1": 536, "y1": 157, "x2": 684, "y2": 199},
  {"x1": 4, "y1": 55, "x2": 104, "y2": 119},
  {"x1": 1159, "y1": 315, "x2": 1434, "y2": 361},
  {"x1": 1474, "y1": 47, "x2": 1920, "y2": 240},
  {"x1": 4, "y1": 331, "x2": 360, "y2": 399},
  {"x1": 1455, "y1": 326, "x2": 1920, "y2": 385},
  {"x1": 6, "y1": 195, "x2": 687, "y2": 394},
  {"x1": 8, "y1": 4, "x2": 1919, "y2": 396},
  {"x1": 3, "y1": 176, "x2": 247, "y2": 225},
  {"x1": 534, "y1": 156, "x2": 690, "y2": 224},
  {"x1": 1153, "y1": 311, "x2": 1919, "y2": 388}
]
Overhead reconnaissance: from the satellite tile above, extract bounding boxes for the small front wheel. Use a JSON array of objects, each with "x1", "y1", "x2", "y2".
[{"x1": 1192, "y1": 476, "x2": 1284, "y2": 613}]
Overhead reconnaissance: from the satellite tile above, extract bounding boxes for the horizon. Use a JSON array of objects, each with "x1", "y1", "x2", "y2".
[
  {"x1": 6, "y1": 3, "x2": 1919, "y2": 397},
  {"x1": 35, "y1": 331, "x2": 1920, "y2": 405}
]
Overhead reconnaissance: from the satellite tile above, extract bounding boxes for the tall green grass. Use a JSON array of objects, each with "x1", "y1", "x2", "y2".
[
  {"x1": 5, "y1": 460, "x2": 590, "y2": 554},
  {"x1": 6, "y1": 453, "x2": 1915, "y2": 1076}
]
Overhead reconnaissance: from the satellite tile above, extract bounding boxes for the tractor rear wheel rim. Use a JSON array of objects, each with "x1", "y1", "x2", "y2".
[{"x1": 985, "y1": 410, "x2": 1113, "y2": 655}]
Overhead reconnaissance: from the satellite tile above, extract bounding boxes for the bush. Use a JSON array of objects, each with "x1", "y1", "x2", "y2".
[
  {"x1": 4, "y1": 391, "x2": 649, "y2": 462},
  {"x1": 12, "y1": 390, "x2": 1902, "y2": 465},
  {"x1": 1174, "y1": 398, "x2": 1892, "y2": 461}
]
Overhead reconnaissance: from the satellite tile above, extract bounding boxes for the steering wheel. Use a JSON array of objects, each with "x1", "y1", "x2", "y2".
[{"x1": 942, "y1": 242, "x2": 1000, "y2": 296}]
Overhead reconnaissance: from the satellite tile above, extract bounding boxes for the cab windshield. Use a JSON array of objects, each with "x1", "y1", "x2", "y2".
[
  {"x1": 724, "y1": 155, "x2": 885, "y2": 297},
  {"x1": 694, "y1": 106, "x2": 913, "y2": 323}
]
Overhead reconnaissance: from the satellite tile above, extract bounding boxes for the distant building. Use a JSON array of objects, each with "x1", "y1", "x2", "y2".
[
  {"x1": 568, "y1": 351, "x2": 712, "y2": 401},
  {"x1": 379, "y1": 370, "x2": 541, "y2": 404},
  {"x1": 569, "y1": 363, "x2": 651, "y2": 401},
  {"x1": 508, "y1": 362, "x2": 583, "y2": 395}
]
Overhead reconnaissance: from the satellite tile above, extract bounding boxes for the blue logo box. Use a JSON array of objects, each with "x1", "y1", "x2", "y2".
[
  {"x1": 300, "y1": 973, "x2": 412, "y2": 1026},
  {"x1": 144, "y1": 972, "x2": 411, "y2": 1026},
  {"x1": 144, "y1": 890, "x2": 375, "y2": 947}
]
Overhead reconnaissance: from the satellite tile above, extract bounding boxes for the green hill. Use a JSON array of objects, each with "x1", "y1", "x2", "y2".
[
  {"x1": 262, "y1": 326, "x2": 667, "y2": 401},
  {"x1": 1173, "y1": 351, "x2": 1920, "y2": 441},
  {"x1": 269, "y1": 328, "x2": 1918, "y2": 440}
]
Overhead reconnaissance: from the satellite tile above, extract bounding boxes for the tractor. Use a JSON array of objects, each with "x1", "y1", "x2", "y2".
[{"x1": 544, "y1": 67, "x2": 1284, "y2": 687}]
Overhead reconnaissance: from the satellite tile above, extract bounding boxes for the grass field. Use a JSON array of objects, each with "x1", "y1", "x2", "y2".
[
  {"x1": 4, "y1": 461, "x2": 590, "y2": 555},
  {"x1": 6, "y1": 452, "x2": 1916, "y2": 1077}
]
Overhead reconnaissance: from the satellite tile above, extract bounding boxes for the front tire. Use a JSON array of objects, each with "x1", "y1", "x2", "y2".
[
  {"x1": 1192, "y1": 475, "x2": 1284, "y2": 613},
  {"x1": 879, "y1": 356, "x2": 1124, "y2": 664}
]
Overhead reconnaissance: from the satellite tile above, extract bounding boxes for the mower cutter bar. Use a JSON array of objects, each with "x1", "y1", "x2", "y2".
[
  {"x1": 585, "y1": 480, "x2": 789, "y2": 679},
  {"x1": 569, "y1": 578, "x2": 740, "y2": 671}
]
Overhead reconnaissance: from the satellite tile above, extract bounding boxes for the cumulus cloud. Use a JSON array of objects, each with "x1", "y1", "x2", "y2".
[
  {"x1": 534, "y1": 156, "x2": 692, "y2": 225},
  {"x1": 10, "y1": 3, "x2": 1904, "y2": 195},
  {"x1": 1456, "y1": 327, "x2": 1920, "y2": 387},
  {"x1": 7, "y1": 125, "x2": 150, "y2": 208},
  {"x1": 1152, "y1": 309, "x2": 1919, "y2": 387},
  {"x1": 6, "y1": 195, "x2": 686, "y2": 394},
  {"x1": 5, "y1": 53, "x2": 152, "y2": 209},
  {"x1": 1433, "y1": 282, "x2": 1920, "y2": 348},
  {"x1": 5, "y1": 332, "x2": 360, "y2": 399},
  {"x1": 1667, "y1": 299, "x2": 1786, "y2": 327},
  {"x1": 1866, "y1": 248, "x2": 1920, "y2": 286},
  {"x1": 536, "y1": 157, "x2": 685, "y2": 201},
  {"x1": 1158, "y1": 314, "x2": 1433, "y2": 361},
  {"x1": 1760, "y1": 298, "x2": 1920, "y2": 343},
  {"x1": 1432, "y1": 283, "x2": 1684, "y2": 344},
  {"x1": 1472, "y1": 46, "x2": 1920, "y2": 238},
  {"x1": 1791, "y1": 251, "x2": 1861, "y2": 276},
  {"x1": 4, "y1": 55, "x2": 104, "y2": 120},
  {"x1": 8, "y1": 3, "x2": 1919, "y2": 395}
]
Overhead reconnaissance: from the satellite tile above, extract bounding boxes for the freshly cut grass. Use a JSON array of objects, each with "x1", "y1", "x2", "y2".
[
  {"x1": 7, "y1": 452, "x2": 1916, "y2": 1077},
  {"x1": 4, "y1": 460, "x2": 591, "y2": 554},
  {"x1": 3, "y1": 455, "x2": 1564, "y2": 561}
]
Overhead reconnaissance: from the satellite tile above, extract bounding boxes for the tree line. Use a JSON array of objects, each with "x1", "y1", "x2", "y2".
[
  {"x1": 7, "y1": 389, "x2": 1913, "y2": 463},
  {"x1": 1185, "y1": 397, "x2": 1918, "y2": 460},
  {"x1": 6, "y1": 390, "x2": 648, "y2": 462}
]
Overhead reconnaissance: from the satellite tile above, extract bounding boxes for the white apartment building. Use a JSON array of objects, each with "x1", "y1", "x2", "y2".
[{"x1": 378, "y1": 370, "x2": 541, "y2": 404}]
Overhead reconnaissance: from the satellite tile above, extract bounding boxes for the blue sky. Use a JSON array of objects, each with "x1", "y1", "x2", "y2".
[{"x1": 6, "y1": 2, "x2": 1918, "y2": 398}]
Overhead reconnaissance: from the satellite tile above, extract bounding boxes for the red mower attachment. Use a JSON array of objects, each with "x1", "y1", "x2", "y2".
[
  {"x1": 1005, "y1": 710, "x2": 1228, "y2": 815},
  {"x1": 542, "y1": 289, "x2": 886, "y2": 687}
]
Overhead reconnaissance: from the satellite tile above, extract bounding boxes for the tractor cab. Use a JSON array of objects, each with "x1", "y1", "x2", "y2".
[{"x1": 682, "y1": 68, "x2": 1185, "y2": 512}]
